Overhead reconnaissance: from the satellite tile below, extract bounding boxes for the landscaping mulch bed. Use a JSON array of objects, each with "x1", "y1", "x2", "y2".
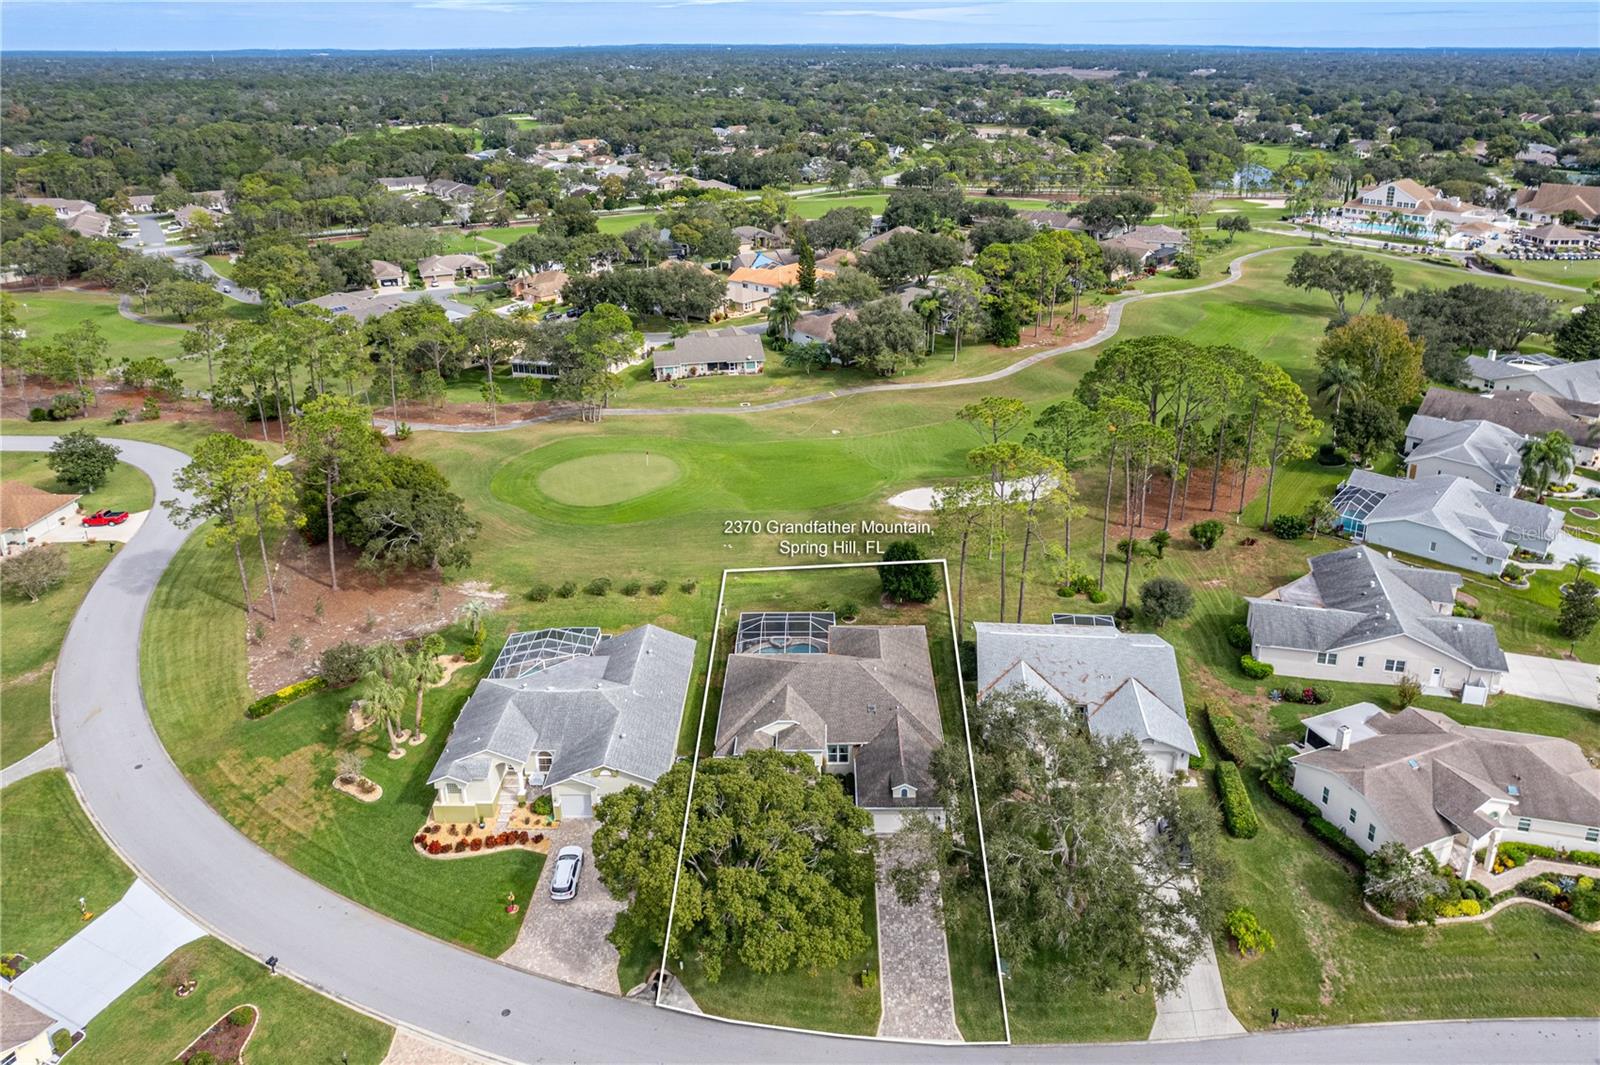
[
  {"x1": 178, "y1": 1004, "x2": 257, "y2": 1065},
  {"x1": 245, "y1": 538, "x2": 484, "y2": 693},
  {"x1": 414, "y1": 810, "x2": 555, "y2": 860}
]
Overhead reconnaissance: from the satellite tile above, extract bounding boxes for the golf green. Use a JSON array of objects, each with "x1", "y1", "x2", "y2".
[{"x1": 534, "y1": 451, "x2": 684, "y2": 506}]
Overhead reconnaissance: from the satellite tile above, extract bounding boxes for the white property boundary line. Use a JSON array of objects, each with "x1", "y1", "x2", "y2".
[{"x1": 653, "y1": 559, "x2": 1012, "y2": 1046}]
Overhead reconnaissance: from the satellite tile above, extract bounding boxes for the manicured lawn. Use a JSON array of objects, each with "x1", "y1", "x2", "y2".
[
  {"x1": 1215, "y1": 768, "x2": 1600, "y2": 1029},
  {"x1": 1004, "y1": 959, "x2": 1156, "y2": 1043},
  {"x1": 1, "y1": 414, "x2": 278, "y2": 457},
  {"x1": 9, "y1": 289, "x2": 185, "y2": 366},
  {"x1": 1496, "y1": 257, "x2": 1600, "y2": 289},
  {"x1": 139, "y1": 532, "x2": 546, "y2": 957},
  {"x1": 1247, "y1": 143, "x2": 1330, "y2": 169},
  {"x1": 1023, "y1": 95, "x2": 1077, "y2": 115},
  {"x1": 75, "y1": 936, "x2": 393, "y2": 1064},
  {"x1": 674, "y1": 880, "x2": 882, "y2": 1036},
  {"x1": 202, "y1": 254, "x2": 235, "y2": 279},
  {"x1": 1, "y1": 454, "x2": 153, "y2": 760},
  {"x1": 0, "y1": 769, "x2": 137, "y2": 963},
  {"x1": 535, "y1": 449, "x2": 684, "y2": 506}
]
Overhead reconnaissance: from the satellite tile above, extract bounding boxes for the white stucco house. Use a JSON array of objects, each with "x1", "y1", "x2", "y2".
[
  {"x1": 1246, "y1": 546, "x2": 1508, "y2": 697},
  {"x1": 974, "y1": 617, "x2": 1200, "y2": 777},
  {"x1": 713, "y1": 613, "x2": 945, "y2": 834},
  {"x1": 1330, "y1": 469, "x2": 1564, "y2": 575},
  {"x1": 0, "y1": 482, "x2": 80, "y2": 554},
  {"x1": 1291, "y1": 703, "x2": 1600, "y2": 878},
  {"x1": 1417, "y1": 387, "x2": 1600, "y2": 469},
  {"x1": 1465, "y1": 349, "x2": 1600, "y2": 406},
  {"x1": 427, "y1": 625, "x2": 695, "y2": 823}
]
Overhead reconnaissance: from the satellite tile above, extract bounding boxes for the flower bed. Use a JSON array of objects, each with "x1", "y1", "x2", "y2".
[
  {"x1": 1491, "y1": 841, "x2": 1600, "y2": 875},
  {"x1": 412, "y1": 811, "x2": 554, "y2": 860},
  {"x1": 332, "y1": 776, "x2": 382, "y2": 803},
  {"x1": 177, "y1": 1004, "x2": 258, "y2": 1064},
  {"x1": 1570, "y1": 507, "x2": 1599, "y2": 521}
]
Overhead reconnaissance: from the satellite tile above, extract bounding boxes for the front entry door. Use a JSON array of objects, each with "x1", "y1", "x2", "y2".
[{"x1": 1429, "y1": 667, "x2": 1443, "y2": 687}]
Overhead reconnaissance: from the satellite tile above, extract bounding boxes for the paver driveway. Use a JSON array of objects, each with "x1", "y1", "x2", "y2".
[
  {"x1": 498, "y1": 819, "x2": 624, "y2": 994},
  {"x1": 874, "y1": 835, "x2": 962, "y2": 1042}
]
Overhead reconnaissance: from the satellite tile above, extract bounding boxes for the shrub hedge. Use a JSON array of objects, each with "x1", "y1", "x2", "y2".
[
  {"x1": 1497, "y1": 841, "x2": 1600, "y2": 870},
  {"x1": 245, "y1": 676, "x2": 328, "y2": 719},
  {"x1": 1205, "y1": 704, "x2": 1262, "y2": 763},
  {"x1": 1239, "y1": 654, "x2": 1274, "y2": 679},
  {"x1": 1216, "y1": 761, "x2": 1260, "y2": 839},
  {"x1": 1306, "y1": 816, "x2": 1371, "y2": 868},
  {"x1": 1226, "y1": 622, "x2": 1252, "y2": 652},
  {"x1": 1262, "y1": 772, "x2": 1320, "y2": 819}
]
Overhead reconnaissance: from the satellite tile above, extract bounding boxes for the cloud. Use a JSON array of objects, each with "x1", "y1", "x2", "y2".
[
  {"x1": 815, "y1": 3, "x2": 994, "y2": 21},
  {"x1": 411, "y1": 0, "x2": 526, "y2": 12}
]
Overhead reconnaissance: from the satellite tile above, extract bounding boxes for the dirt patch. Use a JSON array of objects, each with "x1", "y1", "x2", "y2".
[
  {"x1": 245, "y1": 537, "x2": 477, "y2": 693},
  {"x1": 376, "y1": 398, "x2": 563, "y2": 428},
  {"x1": 178, "y1": 1004, "x2": 257, "y2": 1064},
  {"x1": 1098, "y1": 464, "x2": 1269, "y2": 539},
  {"x1": 211, "y1": 744, "x2": 337, "y2": 852},
  {"x1": 1, "y1": 382, "x2": 283, "y2": 440}
]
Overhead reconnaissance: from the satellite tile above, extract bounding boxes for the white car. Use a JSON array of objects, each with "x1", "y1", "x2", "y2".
[
  {"x1": 550, "y1": 845, "x2": 583, "y2": 901},
  {"x1": 221, "y1": 284, "x2": 232, "y2": 293}
]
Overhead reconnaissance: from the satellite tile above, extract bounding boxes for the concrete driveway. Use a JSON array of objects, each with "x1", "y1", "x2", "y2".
[
  {"x1": 498, "y1": 820, "x2": 624, "y2": 995},
  {"x1": 9, "y1": 879, "x2": 203, "y2": 1029},
  {"x1": 37, "y1": 509, "x2": 149, "y2": 546},
  {"x1": 1502, "y1": 652, "x2": 1599, "y2": 710}
]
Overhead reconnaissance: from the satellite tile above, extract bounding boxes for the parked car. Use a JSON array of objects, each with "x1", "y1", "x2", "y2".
[
  {"x1": 550, "y1": 845, "x2": 583, "y2": 900},
  {"x1": 83, "y1": 509, "x2": 130, "y2": 527},
  {"x1": 542, "y1": 310, "x2": 565, "y2": 321},
  {"x1": 221, "y1": 284, "x2": 233, "y2": 293}
]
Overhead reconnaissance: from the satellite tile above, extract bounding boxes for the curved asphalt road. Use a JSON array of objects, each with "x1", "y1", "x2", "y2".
[{"x1": 5, "y1": 437, "x2": 1597, "y2": 1064}]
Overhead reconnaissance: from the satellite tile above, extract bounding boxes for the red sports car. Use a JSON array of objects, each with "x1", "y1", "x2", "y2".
[{"x1": 82, "y1": 509, "x2": 130, "y2": 527}]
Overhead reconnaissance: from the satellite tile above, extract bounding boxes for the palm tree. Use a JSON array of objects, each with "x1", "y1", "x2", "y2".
[
  {"x1": 1254, "y1": 744, "x2": 1296, "y2": 789},
  {"x1": 1573, "y1": 555, "x2": 1596, "y2": 583},
  {"x1": 408, "y1": 635, "x2": 446, "y2": 742},
  {"x1": 1520, "y1": 431, "x2": 1575, "y2": 501},
  {"x1": 914, "y1": 294, "x2": 942, "y2": 357},
  {"x1": 456, "y1": 598, "x2": 489, "y2": 645},
  {"x1": 365, "y1": 675, "x2": 408, "y2": 757},
  {"x1": 1315, "y1": 360, "x2": 1363, "y2": 422},
  {"x1": 765, "y1": 285, "x2": 801, "y2": 340}
]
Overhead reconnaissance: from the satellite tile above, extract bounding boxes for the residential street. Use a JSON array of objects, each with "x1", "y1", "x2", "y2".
[{"x1": 3, "y1": 434, "x2": 1597, "y2": 1064}]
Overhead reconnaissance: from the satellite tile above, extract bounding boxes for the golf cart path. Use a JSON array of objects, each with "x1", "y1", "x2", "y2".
[
  {"x1": 3, "y1": 437, "x2": 1596, "y2": 1064},
  {"x1": 389, "y1": 240, "x2": 1585, "y2": 434}
]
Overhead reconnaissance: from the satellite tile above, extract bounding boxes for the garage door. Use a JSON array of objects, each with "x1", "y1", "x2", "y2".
[{"x1": 558, "y1": 788, "x2": 593, "y2": 819}]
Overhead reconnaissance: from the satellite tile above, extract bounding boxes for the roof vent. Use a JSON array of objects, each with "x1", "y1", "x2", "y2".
[{"x1": 867, "y1": 702, "x2": 877, "y2": 713}]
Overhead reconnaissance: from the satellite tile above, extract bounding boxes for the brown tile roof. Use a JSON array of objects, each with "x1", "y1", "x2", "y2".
[{"x1": 0, "y1": 482, "x2": 79, "y2": 531}]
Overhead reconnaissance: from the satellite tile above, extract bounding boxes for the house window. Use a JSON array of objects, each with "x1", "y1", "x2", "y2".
[
  {"x1": 1349, "y1": 808, "x2": 1358, "y2": 824},
  {"x1": 536, "y1": 751, "x2": 553, "y2": 773},
  {"x1": 1517, "y1": 818, "x2": 1531, "y2": 832},
  {"x1": 1587, "y1": 828, "x2": 1599, "y2": 843},
  {"x1": 1384, "y1": 659, "x2": 1406, "y2": 673},
  {"x1": 1321, "y1": 786, "x2": 1330, "y2": 804},
  {"x1": 826, "y1": 744, "x2": 851, "y2": 764},
  {"x1": 1367, "y1": 824, "x2": 1376, "y2": 842},
  {"x1": 1428, "y1": 541, "x2": 1437, "y2": 553},
  {"x1": 1357, "y1": 656, "x2": 1366, "y2": 668},
  {"x1": 1317, "y1": 652, "x2": 1338, "y2": 665}
]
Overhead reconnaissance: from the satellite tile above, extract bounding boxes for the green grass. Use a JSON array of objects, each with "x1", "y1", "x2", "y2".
[
  {"x1": 202, "y1": 254, "x2": 235, "y2": 279},
  {"x1": 139, "y1": 532, "x2": 545, "y2": 957},
  {"x1": 9, "y1": 289, "x2": 185, "y2": 366},
  {"x1": 1, "y1": 414, "x2": 278, "y2": 456},
  {"x1": 1022, "y1": 96, "x2": 1077, "y2": 115},
  {"x1": 1215, "y1": 767, "x2": 1600, "y2": 1029},
  {"x1": 0, "y1": 769, "x2": 137, "y2": 963},
  {"x1": 1004, "y1": 960, "x2": 1156, "y2": 1043},
  {"x1": 1496, "y1": 257, "x2": 1600, "y2": 288},
  {"x1": 1, "y1": 455, "x2": 153, "y2": 760},
  {"x1": 1246, "y1": 143, "x2": 1330, "y2": 169},
  {"x1": 75, "y1": 937, "x2": 393, "y2": 1064},
  {"x1": 674, "y1": 880, "x2": 882, "y2": 1036},
  {"x1": 535, "y1": 450, "x2": 684, "y2": 506}
]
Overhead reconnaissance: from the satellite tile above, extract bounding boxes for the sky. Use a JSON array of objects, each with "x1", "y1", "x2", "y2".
[{"x1": 2, "y1": 0, "x2": 1596, "y2": 52}]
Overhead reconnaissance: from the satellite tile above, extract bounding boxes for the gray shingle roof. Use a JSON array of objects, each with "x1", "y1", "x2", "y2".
[
  {"x1": 1293, "y1": 706, "x2": 1600, "y2": 848},
  {"x1": 714, "y1": 624, "x2": 943, "y2": 808},
  {"x1": 1340, "y1": 468, "x2": 1562, "y2": 555},
  {"x1": 1403, "y1": 415, "x2": 1525, "y2": 489},
  {"x1": 653, "y1": 331, "x2": 765, "y2": 370},
  {"x1": 1418, "y1": 387, "x2": 1600, "y2": 451},
  {"x1": 974, "y1": 622, "x2": 1199, "y2": 756},
  {"x1": 428, "y1": 624, "x2": 695, "y2": 788},
  {"x1": 1247, "y1": 546, "x2": 1506, "y2": 672}
]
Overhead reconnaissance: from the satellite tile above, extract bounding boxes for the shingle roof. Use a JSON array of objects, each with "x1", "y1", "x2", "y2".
[
  {"x1": 0, "y1": 482, "x2": 79, "y2": 531},
  {"x1": 416, "y1": 254, "x2": 487, "y2": 277},
  {"x1": 1247, "y1": 546, "x2": 1506, "y2": 672},
  {"x1": 1404, "y1": 415, "x2": 1525, "y2": 489},
  {"x1": 1293, "y1": 706, "x2": 1600, "y2": 848},
  {"x1": 0, "y1": 990, "x2": 56, "y2": 1051},
  {"x1": 1513, "y1": 182, "x2": 1600, "y2": 220},
  {"x1": 428, "y1": 624, "x2": 695, "y2": 788},
  {"x1": 974, "y1": 622, "x2": 1199, "y2": 756},
  {"x1": 1341, "y1": 468, "x2": 1516, "y2": 562},
  {"x1": 653, "y1": 331, "x2": 765, "y2": 370},
  {"x1": 1418, "y1": 387, "x2": 1600, "y2": 451},
  {"x1": 715, "y1": 624, "x2": 943, "y2": 808},
  {"x1": 370, "y1": 259, "x2": 405, "y2": 281}
]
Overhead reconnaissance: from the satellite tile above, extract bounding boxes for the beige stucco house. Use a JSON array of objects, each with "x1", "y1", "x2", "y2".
[
  {"x1": 1246, "y1": 546, "x2": 1507, "y2": 697},
  {"x1": 1292, "y1": 703, "x2": 1600, "y2": 878},
  {"x1": 0, "y1": 990, "x2": 60, "y2": 1065},
  {"x1": 1, "y1": 482, "x2": 80, "y2": 555},
  {"x1": 427, "y1": 625, "x2": 695, "y2": 823}
]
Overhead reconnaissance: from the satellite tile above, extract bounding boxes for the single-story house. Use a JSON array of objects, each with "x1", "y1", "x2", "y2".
[
  {"x1": 1465, "y1": 345, "x2": 1600, "y2": 406},
  {"x1": 857, "y1": 225, "x2": 920, "y2": 255},
  {"x1": 652, "y1": 331, "x2": 765, "y2": 380},
  {"x1": 1417, "y1": 386, "x2": 1600, "y2": 467},
  {"x1": 714, "y1": 615, "x2": 945, "y2": 833},
  {"x1": 302, "y1": 290, "x2": 474, "y2": 325},
  {"x1": 1330, "y1": 468, "x2": 1563, "y2": 574},
  {"x1": 424, "y1": 179, "x2": 477, "y2": 204},
  {"x1": 371, "y1": 260, "x2": 407, "y2": 290},
  {"x1": 377, "y1": 176, "x2": 427, "y2": 193},
  {"x1": 789, "y1": 308, "x2": 853, "y2": 347},
  {"x1": 192, "y1": 190, "x2": 228, "y2": 211},
  {"x1": 1510, "y1": 182, "x2": 1600, "y2": 224},
  {"x1": 427, "y1": 625, "x2": 695, "y2": 823},
  {"x1": 19, "y1": 197, "x2": 95, "y2": 219},
  {"x1": 126, "y1": 194, "x2": 156, "y2": 213},
  {"x1": 1246, "y1": 545, "x2": 1508, "y2": 697},
  {"x1": 732, "y1": 225, "x2": 777, "y2": 249},
  {"x1": 173, "y1": 204, "x2": 222, "y2": 229},
  {"x1": 732, "y1": 248, "x2": 797, "y2": 271},
  {"x1": 0, "y1": 990, "x2": 60, "y2": 1065},
  {"x1": 416, "y1": 254, "x2": 490, "y2": 288},
  {"x1": 724, "y1": 281, "x2": 773, "y2": 315},
  {"x1": 1099, "y1": 233, "x2": 1179, "y2": 273},
  {"x1": 1524, "y1": 223, "x2": 1596, "y2": 251},
  {"x1": 1462, "y1": 351, "x2": 1569, "y2": 394},
  {"x1": 974, "y1": 619, "x2": 1200, "y2": 777},
  {"x1": 1, "y1": 482, "x2": 80, "y2": 554},
  {"x1": 1292, "y1": 703, "x2": 1600, "y2": 877},
  {"x1": 509, "y1": 267, "x2": 568, "y2": 304},
  {"x1": 1401, "y1": 415, "x2": 1526, "y2": 494},
  {"x1": 1017, "y1": 209, "x2": 1084, "y2": 231},
  {"x1": 64, "y1": 210, "x2": 112, "y2": 238}
]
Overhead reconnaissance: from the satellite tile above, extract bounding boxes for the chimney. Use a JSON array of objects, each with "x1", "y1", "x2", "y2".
[{"x1": 1336, "y1": 725, "x2": 1352, "y2": 751}]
